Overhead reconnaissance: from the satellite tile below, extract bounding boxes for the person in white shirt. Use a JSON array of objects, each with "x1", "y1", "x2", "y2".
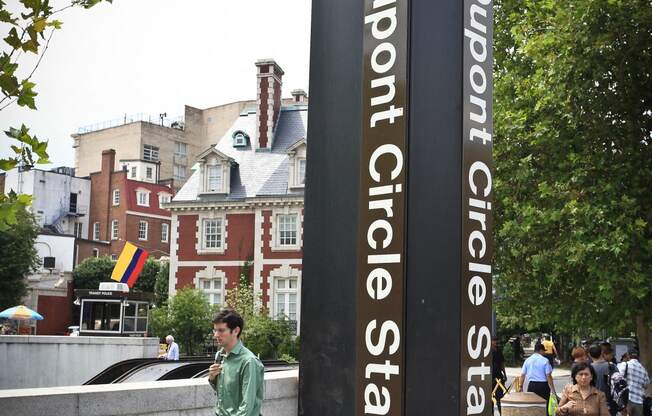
[
  {"x1": 617, "y1": 350, "x2": 650, "y2": 416},
  {"x1": 165, "y1": 335, "x2": 179, "y2": 360}
]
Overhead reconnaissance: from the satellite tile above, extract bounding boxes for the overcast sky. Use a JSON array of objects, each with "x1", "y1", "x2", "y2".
[{"x1": 0, "y1": 0, "x2": 312, "y2": 168}]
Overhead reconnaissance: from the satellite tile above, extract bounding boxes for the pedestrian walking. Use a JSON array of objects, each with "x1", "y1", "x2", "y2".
[
  {"x1": 617, "y1": 350, "x2": 649, "y2": 416},
  {"x1": 207, "y1": 308, "x2": 264, "y2": 416},
  {"x1": 572, "y1": 346, "x2": 589, "y2": 364},
  {"x1": 589, "y1": 344, "x2": 619, "y2": 416},
  {"x1": 517, "y1": 343, "x2": 556, "y2": 402},
  {"x1": 556, "y1": 362, "x2": 610, "y2": 416},
  {"x1": 543, "y1": 335, "x2": 558, "y2": 368},
  {"x1": 492, "y1": 337, "x2": 507, "y2": 414}
]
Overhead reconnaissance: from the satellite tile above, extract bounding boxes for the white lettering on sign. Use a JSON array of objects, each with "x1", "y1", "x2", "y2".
[
  {"x1": 463, "y1": 0, "x2": 493, "y2": 415},
  {"x1": 362, "y1": 0, "x2": 405, "y2": 414}
]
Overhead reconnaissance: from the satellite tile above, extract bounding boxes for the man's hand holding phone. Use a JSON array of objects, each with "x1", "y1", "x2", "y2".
[{"x1": 208, "y1": 362, "x2": 222, "y2": 381}]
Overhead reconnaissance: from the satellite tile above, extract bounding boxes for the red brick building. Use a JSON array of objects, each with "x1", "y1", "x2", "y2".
[
  {"x1": 167, "y1": 59, "x2": 307, "y2": 333},
  {"x1": 85, "y1": 149, "x2": 174, "y2": 260}
]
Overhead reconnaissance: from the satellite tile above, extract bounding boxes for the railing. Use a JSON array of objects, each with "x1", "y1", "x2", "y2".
[{"x1": 77, "y1": 113, "x2": 184, "y2": 134}]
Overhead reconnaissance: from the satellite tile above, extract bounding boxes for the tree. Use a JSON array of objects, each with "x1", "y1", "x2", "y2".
[
  {"x1": 72, "y1": 256, "x2": 114, "y2": 289},
  {"x1": 0, "y1": 205, "x2": 39, "y2": 309},
  {"x1": 494, "y1": 0, "x2": 652, "y2": 370},
  {"x1": 154, "y1": 260, "x2": 169, "y2": 305},
  {"x1": 150, "y1": 287, "x2": 215, "y2": 356},
  {"x1": 0, "y1": 0, "x2": 111, "y2": 229},
  {"x1": 131, "y1": 258, "x2": 160, "y2": 294},
  {"x1": 225, "y1": 266, "x2": 298, "y2": 360}
]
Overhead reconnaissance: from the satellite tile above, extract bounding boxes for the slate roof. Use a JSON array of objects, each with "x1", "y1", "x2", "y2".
[{"x1": 174, "y1": 105, "x2": 307, "y2": 203}]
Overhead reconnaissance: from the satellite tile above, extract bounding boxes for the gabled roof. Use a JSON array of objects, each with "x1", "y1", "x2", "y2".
[
  {"x1": 173, "y1": 105, "x2": 308, "y2": 203},
  {"x1": 286, "y1": 138, "x2": 306, "y2": 153},
  {"x1": 196, "y1": 146, "x2": 236, "y2": 164}
]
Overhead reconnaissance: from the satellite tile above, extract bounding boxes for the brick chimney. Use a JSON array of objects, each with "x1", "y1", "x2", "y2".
[
  {"x1": 291, "y1": 89, "x2": 307, "y2": 104},
  {"x1": 255, "y1": 59, "x2": 284, "y2": 150},
  {"x1": 101, "y1": 149, "x2": 115, "y2": 174}
]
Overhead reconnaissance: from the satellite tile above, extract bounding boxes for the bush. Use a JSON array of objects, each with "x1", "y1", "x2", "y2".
[
  {"x1": 73, "y1": 256, "x2": 115, "y2": 289},
  {"x1": 244, "y1": 314, "x2": 295, "y2": 360},
  {"x1": 150, "y1": 287, "x2": 215, "y2": 356}
]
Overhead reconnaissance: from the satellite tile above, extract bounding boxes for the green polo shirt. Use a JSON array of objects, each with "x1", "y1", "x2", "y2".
[{"x1": 209, "y1": 341, "x2": 264, "y2": 416}]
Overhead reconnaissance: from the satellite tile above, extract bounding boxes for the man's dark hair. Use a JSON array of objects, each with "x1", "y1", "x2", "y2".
[
  {"x1": 588, "y1": 344, "x2": 602, "y2": 359},
  {"x1": 545, "y1": 335, "x2": 551, "y2": 341},
  {"x1": 628, "y1": 349, "x2": 639, "y2": 359},
  {"x1": 571, "y1": 362, "x2": 596, "y2": 386},
  {"x1": 600, "y1": 342, "x2": 613, "y2": 355},
  {"x1": 535, "y1": 342, "x2": 545, "y2": 352},
  {"x1": 212, "y1": 308, "x2": 244, "y2": 337}
]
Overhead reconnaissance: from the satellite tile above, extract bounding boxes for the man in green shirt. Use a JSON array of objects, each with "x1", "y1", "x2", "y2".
[{"x1": 208, "y1": 309, "x2": 264, "y2": 416}]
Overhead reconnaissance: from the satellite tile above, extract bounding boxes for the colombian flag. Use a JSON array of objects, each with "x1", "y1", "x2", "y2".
[{"x1": 111, "y1": 242, "x2": 149, "y2": 288}]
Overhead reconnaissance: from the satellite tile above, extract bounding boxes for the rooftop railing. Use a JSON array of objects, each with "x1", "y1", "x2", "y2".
[{"x1": 77, "y1": 113, "x2": 184, "y2": 134}]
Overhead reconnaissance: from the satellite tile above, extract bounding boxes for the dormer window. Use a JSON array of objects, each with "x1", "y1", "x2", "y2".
[
  {"x1": 136, "y1": 189, "x2": 151, "y2": 207},
  {"x1": 158, "y1": 192, "x2": 172, "y2": 205},
  {"x1": 232, "y1": 131, "x2": 249, "y2": 148},
  {"x1": 298, "y1": 159, "x2": 306, "y2": 184},
  {"x1": 207, "y1": 165, "x2": 223, "y2": 192},
  {"x1": 197, "y1": 147, "x2": 234, "y2": 195},
  {"x1": 287, "y1": 139, "x2": 307, "y2": 189}
]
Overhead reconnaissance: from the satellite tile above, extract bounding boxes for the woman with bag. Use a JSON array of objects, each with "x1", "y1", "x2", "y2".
[{"x1": 557, "y1": 362, "x2": 610, "y2": 416}]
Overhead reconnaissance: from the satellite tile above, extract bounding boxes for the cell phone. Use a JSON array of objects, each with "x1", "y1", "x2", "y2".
[{"x1": 215, "y1": 348, "x2": 225, "y2": 364}]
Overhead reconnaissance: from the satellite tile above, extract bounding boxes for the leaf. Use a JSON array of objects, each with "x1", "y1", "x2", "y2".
[
  {"x1": 3, "y1": 27, "x2": 21, "y2": 50},
  {"x1": 0, "y1": 158, "x2": 18, "y2": 171},
  {"x1": 16, "y1": 80, "x2": 37, "y2": 109},
  {"x1": 33, "y1": 18, "x2": 46, "y2": 33}
]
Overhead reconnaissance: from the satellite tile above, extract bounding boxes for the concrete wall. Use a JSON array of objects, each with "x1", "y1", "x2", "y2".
[
  {"x1": 73, "y1": 123, "x2": 143, "y2": 178},
  {"x1": 0, "y1": 336, "x2": 159, "y2": 389},
  {"x1": 0, "y1": 369, "x2": 298, "y2": 416}
]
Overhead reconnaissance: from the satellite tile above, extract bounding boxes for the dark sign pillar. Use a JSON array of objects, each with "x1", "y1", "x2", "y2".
[{"x1": 300, "y1": 0, "x2": 493, "y2": 415}]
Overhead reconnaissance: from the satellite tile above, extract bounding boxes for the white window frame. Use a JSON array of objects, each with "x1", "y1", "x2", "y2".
[
  {"x1": 269, "y1": 265, "x2": 302, "y2": 336},
  {"x1": 278, "y1": 214, "x2": 298, "y2": 247},
  {"x1": 270, "y1": 209, "x2": 302, "y2": 252},
  {"x1": 111, "y1": 220, "x2": 119, "y2": 240},
  {"x1": 136, "y1": 190, "x2": 150, "y2": 207},
  {"x1": 201, "y1": 218, "x2": 224, "y2": 252},
  {"x1": 297, "y1": 158, "x2": 306, "y2": 185},
  {"x1": 112, "y1": 189, "x2": 120, "y2": 206},
  {"x1": 233, "y1": 133, "x2": 247, "y2": 147},
  {"x1": 92, "y1": 248, "x2": 99, "y2": 258},
  {"x1": 93, "y1": 222, "x2": 100, "y2": 241},
  {"x1": 158, "y1": 193, "x2": 172, "y2": 205},
  {"x1": 130, "y1": 166, "x2": 137, "y2": 178},
  {"x1": 145, "y1": 167, "x2": 153, "y2": 179},
  {"x1": 138, "y1": 221, "x2": 148, "y2": 241},
  {"x1": 174, "y1": 141, "x2": 187, "y2": 156},
  {"x1": 206, "y1": 164, "x2": 223, "y2": 192},
  {"x1": 161, "y1": 223, "x2": 169, "y2": 243},
  {"x1": 143, "y1": 144, "x2": 159, "y2": 161},
  {"x1": 199, "y1": 277, "x2": 224, "y2": 306}
]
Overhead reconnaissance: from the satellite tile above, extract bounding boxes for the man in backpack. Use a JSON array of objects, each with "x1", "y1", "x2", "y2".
[
  {"x1": 589, "y1": 344, "x2": 620, "y2": 416},
  {"x1": 618, "y1": 350, "x2": 650, "y2": 416}
]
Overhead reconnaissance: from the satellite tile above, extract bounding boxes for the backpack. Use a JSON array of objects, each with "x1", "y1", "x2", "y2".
[{"x1": 607, "y1": 363, "x2": 629, "y2": 412}]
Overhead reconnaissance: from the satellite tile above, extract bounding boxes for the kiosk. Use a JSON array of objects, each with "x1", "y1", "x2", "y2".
[{"x1": 75, "y1": 282, "x2": 154, "y2": 336}]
